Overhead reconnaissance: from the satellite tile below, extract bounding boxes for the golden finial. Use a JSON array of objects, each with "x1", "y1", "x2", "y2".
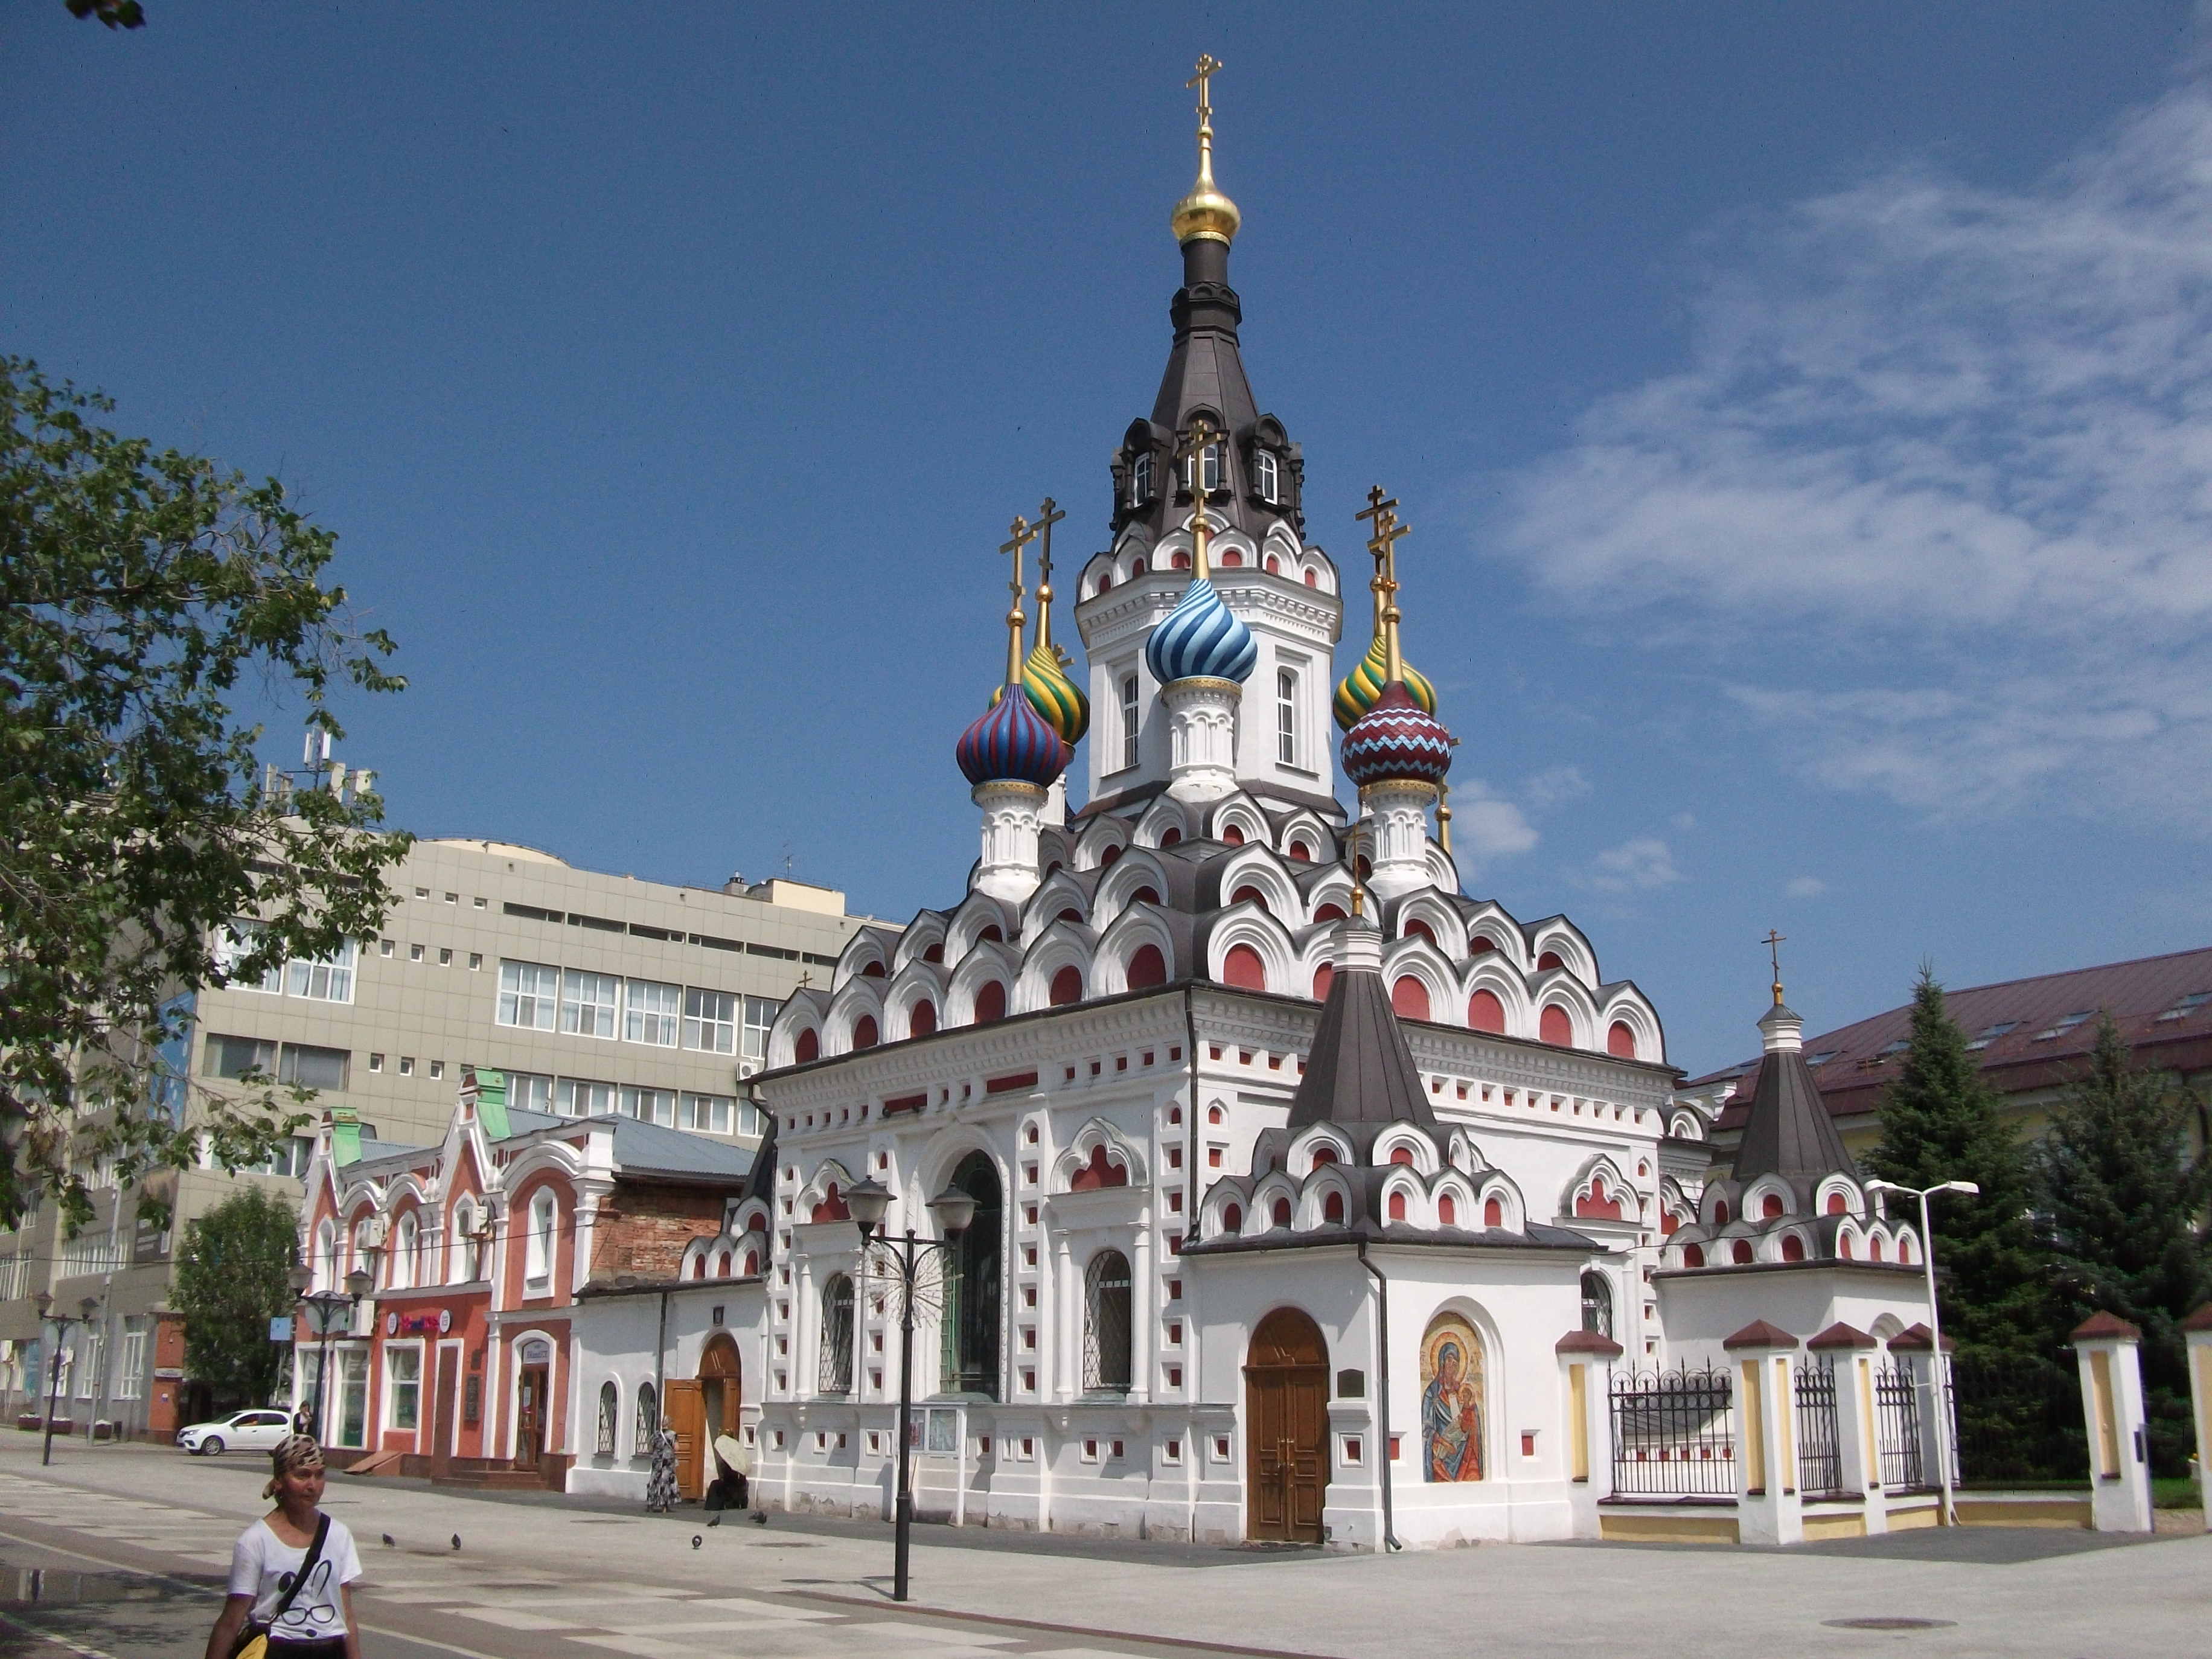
[
  {"x1": 1171, "y1": 54, "x2": 1241, "y2": 247},
  {"x1": 1763, "y1": 929, "x2": 1788, "y2": 1006},
  {"x1": 1357, "y1": 487, "x2": 1410, "y2": 683},
  {"x1": 1437, "y1": 781, "x2": 1453, "y2": 855},
  {"x1": 997, "y1": 513, "x2": 1039, "y2": 688},
  {"x1": 1176, "y1": 415, "x2": 1222, "y2": 580},
  {"x1": 1032, "y1": 497, "x2": 1067, "y2": 659},
  {"x1": 1346, "y1": 818, "x2": 1366, "y2": 918}
]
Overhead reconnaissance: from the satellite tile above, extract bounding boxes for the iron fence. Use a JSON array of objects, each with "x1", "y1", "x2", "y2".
[
  {"x1": 1873, "y1": 1361, "x2": 1925, "y2": 1489},
  {"x1": 1947, "y1": 1351, "x2": 2085, "y2": 1487},
  {"x1": 1610, "y1": 1367, "x2": 1736, "y2": 1496},
  {"x1": 1794, "y1": 1357, "x2": 1844, "y2": 1495}
]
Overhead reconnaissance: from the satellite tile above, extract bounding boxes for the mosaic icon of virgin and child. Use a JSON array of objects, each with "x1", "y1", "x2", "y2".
[{"x1": 1421, "y1": 1315, "x2": 1485, "y2": 1482}]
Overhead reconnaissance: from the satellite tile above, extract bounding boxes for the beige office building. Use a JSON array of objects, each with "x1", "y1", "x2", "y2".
[{"x1": 0, "y1": 837, "x2": 882, "y2": 1440}]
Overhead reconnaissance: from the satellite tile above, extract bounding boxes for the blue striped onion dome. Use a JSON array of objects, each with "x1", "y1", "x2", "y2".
[
  {"x1": 991, "y1": 642, "x2": 1091, "y2": 746},
  {"x1": 957, "y1": 683, "x2": 1072, "y2": 789},
  {"x1": 1341, "y1": 680, "x2": 1453, "y2": 790},
  {"x1": 1144, "y1": 575, "x2": 1257, "y2": 686},
  {"x1": 1333, "y1": 633, "x2": 1437, "y2": 732}
]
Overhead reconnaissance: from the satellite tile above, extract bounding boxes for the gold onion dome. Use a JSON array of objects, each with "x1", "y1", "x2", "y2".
[
  {"x1": 1171, "y1": 54, "x2": 1241, "y2": 247},
  {"x1": 1334, "y1": 634, "x2": 1437, "y2": 732}
]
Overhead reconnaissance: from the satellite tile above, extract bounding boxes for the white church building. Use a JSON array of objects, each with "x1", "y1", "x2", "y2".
[{"x1": 558, "y1": 66, "x2": 1943, "y2": 1549}]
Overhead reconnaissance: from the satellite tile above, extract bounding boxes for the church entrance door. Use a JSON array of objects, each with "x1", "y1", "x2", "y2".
[
  {"x1": 1243, "y1": 1308, "x2": 1329, "y2": 1544},
  {"x1": 694, "y1": 1334, "x2": 741, "y2": 1497},
  {"x1": 515, "y1": 1364, "x2": 548, "y2": 1471}
]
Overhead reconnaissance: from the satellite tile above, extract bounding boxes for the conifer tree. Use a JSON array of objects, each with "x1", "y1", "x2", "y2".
[
  {"x1": 1868, "y1": 966, "x2": 2053, "y2": 1359},
  {"x1": 2039, "y1": 1016, "x2": 2212, "y2": 1477}
]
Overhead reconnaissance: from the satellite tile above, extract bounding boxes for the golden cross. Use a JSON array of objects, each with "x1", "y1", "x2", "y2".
[
  {"x1": 1188, "y1": 53, "x2": 1223, "y2": 126},
  {"x1": 1356, "y1": 485, "x2": 1410, "y2": 680},
  {"x1": 1175, "y1": 416, "x2": 1222, "y2": 580},
  {"x1": 1032, "y1": 496, "x2": 1067, "y2": 654},
  {"x1": 997, "y1": 513, "x2": 1040, "y2": 686},
  {"x1": 1762, "y1": 930, "x2": 1787, "y2": 1003}
]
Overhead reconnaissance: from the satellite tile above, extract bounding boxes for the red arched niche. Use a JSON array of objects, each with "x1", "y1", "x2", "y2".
[
  {"x1": 1391, "y1": 977, "x2": 1431, "y2": 1021},
  {"x1": 1069, "y1": 1144, "x2": 1128, "y2": 1191},
  {"x1": 1223, "y1": 944, "x2": 1266, "y2": 991},
  {"x1": 1539, "y1": 1005, "x2": 1572, "y2": 1046},
  {"x1": 1049, "y1": 965, "x2": 1083, "y2": 1006},
  {"x1": 973, "y1": 980, "x2": 1007, "y2": 1023},
  {"x1": 852, "y1": 1015, "x2": 878, "y2": 1050},
  {"x1": 1126, "y1": 944, "x2": 1167, "y2": 990},
  {"x1": 1606, "y1": 1020, "x2": 1636, "y2": 1059},
  {"x1": 909, "y1": 1000, "x2": 936, "y2": 1037},
  {"x1": 1574, "y1": 1176, "x2": 1625, "y2": 1221},
  {"x1": 1468, "y1": 989, "x2": 1505, "y2": 1033},
  {"x1": 794, "y1": 1029, "x2": 820, "y2": 1064},
  {"x1": 1311, "y1": 964, "x2": 1334, "y2": 1001}
]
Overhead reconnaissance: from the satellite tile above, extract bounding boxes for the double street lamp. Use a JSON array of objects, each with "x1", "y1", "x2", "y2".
[
  {"x1": 840, "y1": 1174, "x2": 974, "y2": 1604},
  {"x1": 31, "y1": 1292, "x2": 100, "y2": 1468},
  {"x1": 286, "y1": 1261, "x2": 376, "y2": 1442},
  {"x1": 1864, "y1": 1177, "x2": 1980, "y2": 1527}
]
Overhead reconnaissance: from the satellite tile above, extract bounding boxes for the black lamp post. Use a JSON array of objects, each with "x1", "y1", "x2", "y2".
[
  {"x1": 33, "y1": 1292, "x2": 100, "y2": 1468},
  {"x1": 290, "y1": 1264, "x2": 375, "y2": 1443},
  {"x1": 842, "y1": 1174, "x2": 974, "y2": 1603}
]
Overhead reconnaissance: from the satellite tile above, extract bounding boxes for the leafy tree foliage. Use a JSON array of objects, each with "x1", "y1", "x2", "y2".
[
  {"x1": 2039, "y1": 1015, "x2": 2212, "y2": 1477},
  {"x1": 174, "y1": 1187, "x2": 300, "y2": 1408},
  {"x1": 67, "y1": 0, "x2": 144, "y2": 27},
  {"x1": 1870, "y1": 965, "x2": 2054, "y2": 1358},
  {"x1": 1, "y1": 358, "x2": 407, "y2": 1227}
]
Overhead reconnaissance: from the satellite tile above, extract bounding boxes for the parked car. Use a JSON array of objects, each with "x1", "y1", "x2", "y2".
[{"x1": 176, "y1": 1408, "x2": 292, "y2": 1456}]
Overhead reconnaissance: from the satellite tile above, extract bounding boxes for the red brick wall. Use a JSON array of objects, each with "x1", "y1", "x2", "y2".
[{"x1": 587, "y1": 1181, "x2": 727, "y2": 1283}]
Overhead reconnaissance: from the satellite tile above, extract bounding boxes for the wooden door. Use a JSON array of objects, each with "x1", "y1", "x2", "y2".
[
  {"x1": 430, "y1": 1347, "x2": 459, "y2": 1476},
  {"x1": 516, "y1": 1365, "x2": 548, "y2": 1469},
  {"x1": 1244, "y1": 1308, "x2": 1329, "y2": 1544},
  {"x1": 664, "y1": 1379, "x2": 706, "y2": 1500}
]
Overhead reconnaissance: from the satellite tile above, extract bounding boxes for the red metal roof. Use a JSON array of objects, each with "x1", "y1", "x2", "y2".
[{"x1": 1696, "y1": 947, "x2": 2212, "y2": 1131}]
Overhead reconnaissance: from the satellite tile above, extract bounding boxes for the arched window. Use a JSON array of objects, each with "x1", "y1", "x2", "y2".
[
  {"x1": 1288, "y1": 840, "x2": 1312, "y2": 863},
  {"x1": 973, "y1": 980, "x2": 1006, "y2": 1023},
  {"x1": 943, "y1": 1152, "x2": 1002, "y2": 1398},
  {"x1": 1131, "y1": 452, "x2": 1154, "y2": 505},
  {"x1": 1083, "y1": 1250, "x2": 1132, "y2": 1394},
  {"x1": 1780, "y1": 1234, "x2": 1806, "y2": 1262},
  {"x1": 1539, "y1": 1005, "x2": 1572, "y2": 1046},
  {"x1": 1049, "y1": 965, "x2": 1083, "y2": 1006},
  {"x1": 452, "y1": 1199, "x2": 478, "y2": 1284},
  {"x1": 1760, "y1": 1192, "x2": 1785, "y2": 1220},
  {"x1": 1326, "y1": 1190, "x2": 1347, "y2": 1223},
  {"x1": 1606, "y1": 1020, "x2": 1637, "y2": 1059},
  {"x1": 633, "y1": 1381, "x2": 658, "y2": 1457},
  {"x1": 1271, "y1": 1196, "x2": 1292, "y2": 1227},
  {"x1": 716, "y1": 1251, "x2": 731, "y2": 1277},
  {"x1": 525, "y1": 1189, "x2": 557, "y2": 1287},
  {"x1": 1384, "y1": 1191, "x2": 1404, "y2": 1222},
  {"x1": 1221, "y1": 823, "x2": 1245, "y2": 846},
  {"x1": 1255, "y1": 450, "x2": 1279, "y2": 503},
  {"x1": 1392, "y1": 977, "x2": 1431, "y2": 1021},
  {"x1": 742, "y1": 1247, "x2": 759, "y2": 1276},
  {"x1": 910, "y1": 1000, "x2": 936, "y2": 1037},
  {"x1": 1309, "y1": 1145, "x2": 1338, "y2": 1167},
  {"x1": 1483, "y1": 1197, "x2": 1503, "y2": 1229},
  {"x1": 794, "y1": 1029, "x2": 820, "y2": 1064},
  {"x1": 1126, "y1": 944, "x2": 1167, "y2": 990},
  {"x1": 1223, "y1": 1203, "x2": 1244, "y2": 1235},
  {"x1": 1222, "y1": 945, "x2": 1265, "y2": 991},
  {"x1": 818, "y1": 1273, "x2": 855, "y2": 1395},
  {"x1": 1185, "y1": 442, "x2": 1222, "y2": 493},
  {"x1": 1684, "y1": 1243, "x2": 1706, "y2": 1268},
  {"x1": 1468, "y1": 989, "x2": 1505, "y2": 1033},
  {"x1": 1870, "y1": 1235, "x2": 1885, "y2": 1262},
  {"x1": 1120, "y1": 676, "x2": 1140, "y2": 770},
  {"x1": 1276, "y1": 670, "x2": 1297, "y2": 766},
  {"x1": 1172, "y1": 551, "x2": 1191, "y2": 570},
  {"x1": 1311, "y1": 964, "x2": 1334, "y2": 1001},
  {"x1": 1265, "y1": 552, "x2": 1279, "y2": 572},
  {"x1": 1732, "y1": 1239, "x2": 1756, "y2": 1265},
  {"x1": 392, "y1": 1213, "x2": 418, "y2": 1290},
  {"x1": 1437, "y1": 1193, "x2": 1457, "y2": 1227},
  {"x1": 1714, "y1": 1198, "x2": 1730, "y2": 1226},
  {"x1": 1580, "y1": 1271, "x2": 1614, "y2": 1339},
  {"x1": 596, "y1": 1381, "x2": 618, "y2": 1456},
  {"x1": 852, "y1": 1015, "x2": 878, "y2": 1050},
  {"x1": 1219, "y1": 546, "x2": 1243, "y2": 567},
  {"x1": 315, "y1": 1219, "x2": 337, "y2": 1293},
  {"x1": 1826, "y1": 1192, "x2": 1848, "y2": 1216}
]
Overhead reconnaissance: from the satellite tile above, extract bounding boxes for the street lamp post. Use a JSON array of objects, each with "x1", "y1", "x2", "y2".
[
  {"x1": 289, "y1": 1265, "x2": 376, "y2": 1443},
  {"x1": 32, "y1": 1293, "x2": 100, "y2": 1468},
  {"x1": 1865, "y1": 1177, "x2": 1980, "y2": 1527},
  {"x1": 842, "y1": 1175, "x2": 974, "y2": 1604}
]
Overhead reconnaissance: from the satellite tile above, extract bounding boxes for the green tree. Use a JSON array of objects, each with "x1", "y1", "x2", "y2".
[
  {"x1": 2039, "y1": 1015, "x2": 2212, "y2": 1477},
  {"x1": 1870, "y1": 964, "x2": 2054, "y2": 1358},
  {"x1": 174, "y1": 1187, "x2": 300, "y2": 1408},
  {"x1": 1, "y1": 357, "x2": 408, "y2": 1229}
]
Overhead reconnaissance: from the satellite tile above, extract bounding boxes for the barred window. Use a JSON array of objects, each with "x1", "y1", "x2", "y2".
[
  {"x1": 633, "y1": 1381, "x2": 657, "y2": 1457},
  {"x1": 1581, "y1": 1270, "x2": 1614, "y2": 1340},
  {"x1": 596, "y1": 1381, "x2": 618, "y2": 1457},
  {"x1": 1083, "y1": 1250, "x2": 1133, "y2": 1394},
  {"x1": 819, "y1": 1273, "x2": 855, "y2": 1395}
]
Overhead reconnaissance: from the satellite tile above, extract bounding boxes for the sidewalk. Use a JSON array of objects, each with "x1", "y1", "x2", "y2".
[{"x1": 5, "y1": 1439, "x2": 2207, "y2": 1659}]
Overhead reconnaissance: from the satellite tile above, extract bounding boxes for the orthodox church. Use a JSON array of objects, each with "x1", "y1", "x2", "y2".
[{"x1": 298, "y1": 61, "x2": 1939, "y2": 1550}]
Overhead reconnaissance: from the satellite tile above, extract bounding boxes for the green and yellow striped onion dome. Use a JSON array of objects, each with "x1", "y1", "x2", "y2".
[
  {"x1": 1333, "y1": 633, "x2": 1437, "y2": 732},
  {"x1": 989, "y1": 642, "x2": 1091, "y2": 747}
]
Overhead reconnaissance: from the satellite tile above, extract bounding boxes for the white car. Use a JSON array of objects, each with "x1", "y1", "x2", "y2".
[{"x1": 177, "y1": 1409, "x2": 293, "y2": 1456}]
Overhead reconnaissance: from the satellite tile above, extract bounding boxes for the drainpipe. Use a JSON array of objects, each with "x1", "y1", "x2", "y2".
[
  {"x1": 653, "y1": 1287, "x2": 670, "y2": 1427},
  {"x1": 1357, "y1": 1236, "x2": 1401, "y2": 1552}
]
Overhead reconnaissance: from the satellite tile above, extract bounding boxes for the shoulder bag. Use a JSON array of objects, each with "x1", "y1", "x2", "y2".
[{"x1": 232, "y1": 1512, "x2": 331, "y2": 1659}]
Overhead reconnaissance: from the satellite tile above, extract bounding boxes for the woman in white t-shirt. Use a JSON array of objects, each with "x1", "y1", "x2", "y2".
[{"x1": 205, "y1": 1436, "x2": 364, "y2": 1659}]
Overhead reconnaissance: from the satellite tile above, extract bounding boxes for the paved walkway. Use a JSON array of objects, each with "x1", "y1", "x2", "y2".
[{"x1": 0, "y1": 1439, "x2": 2204, "y2": 1659}]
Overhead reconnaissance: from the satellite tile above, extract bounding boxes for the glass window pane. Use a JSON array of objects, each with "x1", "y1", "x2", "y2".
[
  {"x1": 507, "y1": 1072, "x2": 554, "y2": 1114},
  {"x1": 555, "y1": 1078, "x2": 615, "y2": 1118},
  {"x1": 560, "y1": 970, "x2": 618, "y2": 1038},
  {"x1": 278, "y1": 1044, "x2": 348, "y2": 1091},
  {"x1": 499, "y1": 961, "x2": 559, "y2": 1029},
  {"x1": 624, "y1": 980, "x2": 680, "y2": 1047},
  {"x1": 683, "y1": 987, "x2": 737, "y2": 1053}
]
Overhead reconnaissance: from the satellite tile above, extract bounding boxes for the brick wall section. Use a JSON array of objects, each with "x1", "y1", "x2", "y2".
[{"x1": 587, "y1": 1181, "x2": 730, "y2": 1283}]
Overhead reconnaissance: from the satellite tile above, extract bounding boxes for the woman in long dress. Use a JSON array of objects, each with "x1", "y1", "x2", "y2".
[{"x1": 645, "y1": 1425, "x2": 679, "y2": 1513}]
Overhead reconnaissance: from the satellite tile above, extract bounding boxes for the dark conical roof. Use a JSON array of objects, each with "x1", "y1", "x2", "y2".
[
  {"x1": 1732, "y1": 1004, "x2": 1857, "y2": 1183},
  {"x1": 1285, "y1": 935, "x2": 1443, "y2": 1160}
]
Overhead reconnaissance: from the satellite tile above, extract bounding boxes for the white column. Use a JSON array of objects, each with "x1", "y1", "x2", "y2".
[
  {"x1": 2185, "y1": 1307, "x2": 2211, "y2": 1532},
  {"x1": 1557, "y1": 1333, "x2": 1620, "y2": 1539},
  {"x1": 1055, "y1": 1238, "x2": 1077, "y2": 1401},
  {"x1": 1131, "y1": 1224, "x2": 1154, "y2": 1405},
  {"x1": 2074, "y1": 1314, "x2": 2155, "y2": 1533},
  {"x1": 1162, "y1": 678, "x2": 1240, "y2": 804},
  {"x1": 1360, "y1": 781, "x2": 1437, "y2": 903},
  {"x1": 1725, "y1": 1328, "x2": 1803, "y2": 1546},
  {"x1": 973, "y1": 781, "x2": 1047, "y2": 905}
]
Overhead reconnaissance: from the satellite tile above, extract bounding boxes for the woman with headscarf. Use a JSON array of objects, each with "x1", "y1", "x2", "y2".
[{"x1": 204, "y1": 1436, "x2": 364, "y2": 1659}]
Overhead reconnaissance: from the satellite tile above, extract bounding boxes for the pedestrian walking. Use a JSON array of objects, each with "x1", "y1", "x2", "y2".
[
  {"x1": 203, "y1": 1436, "x2": 363, "y2": 1659},
  {"x1": 645, "y1": 1425, "x2": 679, "y2": 1514}
]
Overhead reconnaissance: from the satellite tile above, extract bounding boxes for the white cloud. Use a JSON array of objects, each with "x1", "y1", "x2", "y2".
[
  {"x1": 1489, "y1": 68, "x2": 2212, "y2": 826},
  {"x1": 1445, "y1": 777, "x2": 1539, "y2": 868},
  {"x1": 1785, "y1": 875, "x2": 1826, "y2": 898},
  {"x1": 1670, "y1": 811, "x2": 1697, "y2": 834},
  {"x1": 1521, "y1": 766, "x2": 1592, "y2": 813},
  {"x1": 1583, "y1": 837, "x2": 1685, "y2": 892}
]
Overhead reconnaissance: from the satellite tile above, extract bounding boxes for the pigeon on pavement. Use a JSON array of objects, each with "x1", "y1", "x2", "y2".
[
  {"x1": 706, "y1": 1514, "x2": 721, "y2": 1528},
  {"x1": 380, "y1": 1533, "x2": 394, "y2": 1548},
  {"x1": 451, "y1": 1534, "x2": 462, "y2": 1552}
]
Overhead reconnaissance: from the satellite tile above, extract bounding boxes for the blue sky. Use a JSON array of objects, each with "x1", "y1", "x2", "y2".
[{"x1": 8, "y1": 2, "x2": 2211, "y2": 1075}]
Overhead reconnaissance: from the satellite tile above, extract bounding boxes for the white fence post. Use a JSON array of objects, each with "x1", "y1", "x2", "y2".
[
  {"x1": 2182, "y1": 1303, "x2": 2210, "y2": 1532},
  {"x1": 2073, "y1": 1312, "x2": 2153, "y2": 1534}
]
